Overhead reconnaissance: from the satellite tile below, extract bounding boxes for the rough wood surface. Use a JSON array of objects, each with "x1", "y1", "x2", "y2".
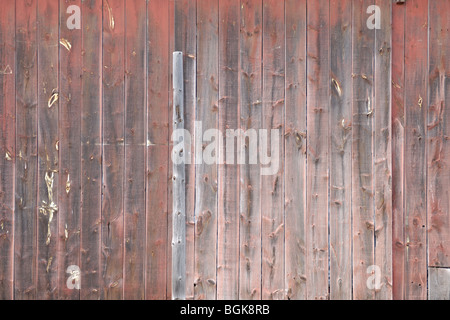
[
  {"x1": 284, "y1": 0, "x2": 307, "y2": 301},
  {"x1": 429, "y1": 268, "x2": 450, "y2": 300},
  {"x1": 329, "y1": 0, "x2": 352, "y2": 300},
  {"x1": 146, "y1": 0, "x2": 169, "y2": 300},
  {"x1": 217, "y1": 0, "x2": 240, "y2": 300},
  {"x1": 239, "y1": 0, "x2": 262, "y2": 300},
  {"x1": 14, "y1": 0, "x2": 38, "y2": 300},
  {"x1": 101, "y1": 0, "x2": 125, "y2": 299},
  {"x1": 306, "y1": 0, "x2": 329, "y2": 300},
  {"x1": 0, "y1": 0, "x2": 15, "y2": 301},
  {"x1": 427, "y1": 0, "x2": 450, "y2": 269},
  {"x1": 124, "y1": 0, "x2": 146, "y2": 300}
]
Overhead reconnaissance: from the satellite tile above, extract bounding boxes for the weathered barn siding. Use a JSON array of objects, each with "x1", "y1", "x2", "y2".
[{"x1": 0, "y1": 0, "x2": 449, "y2": 300}]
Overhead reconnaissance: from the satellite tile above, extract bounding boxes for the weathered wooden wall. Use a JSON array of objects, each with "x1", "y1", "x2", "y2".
[{"x1": 0, "y1": 0, "x2": 449, "y2": 300}]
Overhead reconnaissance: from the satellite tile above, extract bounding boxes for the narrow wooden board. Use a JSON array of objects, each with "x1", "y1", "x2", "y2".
[
  {"x1": 58, "y1": 0, "x2": 82, "y2": 300},
  {"x1": 404, "y1": 0, "x2": 427, "y2": 300},
  {"x1": 284, "y1": 0, "x2": 307, "y2": 301},
  {"x1": 429, "y1": 268, "x2": 450, "y2": 300},
  {"x1": 0, "y1": 0, "x2": 15, "y2": 300},
  {"x1": 428, "y1": 0, "x2": 450, "y2": 268},
  {"x1": 37, "y1": 0, "x2": 60, "y2": 300},
  {"x1": 352, "y1": 0, "x2": 375, "y2": 300},
  {"x1": 239, "y1": 0, "x2": 262, "y2": 300},
  {"x1": 123, "y1": 0, "x2": 146, "y2": 300},
  {"x1": 391, "y1": 0, "x2": 406, "y2": 300},
  {"x1": 14, "y1": 0, "x2": 38, "y2": 300},
  {"x1": 261, "y1": 0, "x2": 285, "y2": 300},
  {"x1": 80, "y1": 0, "x2": 103, "y2": 300},
  {"x1": 101, "y1": 0, "x2": 124, "y2": 299},
  {"x1": 194, "y1": 0, "x2": 219, "y2": 300},
  {"x1": 329, "y1": 0, "x2": 352, "y2": 300},
  {"x1": 146, "y1": 0, "x2": 169, "y2": 300},
  {"x1": 306, "y1": 0, "x2": 329, "y2": 300},
  {"x1": 174, "y1": 0, "x2": 197, "y2": 300},
  {"x1": 374, "y1": 0, "x2": 392, "y2": 300},
  {"x1": 217, "y1": 0, "x2": 240, "y2": 300}
]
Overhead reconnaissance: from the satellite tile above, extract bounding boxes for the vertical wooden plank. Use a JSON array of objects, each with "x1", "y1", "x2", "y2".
[
  {"x1": 306, "y1": 0, "x2": 329, "y2": 300},
  {"x1": 329, "y1": 0, "x2": 352, "y2": 300},
  {"x1": 174, "y1": 0, "x2": 196, "y2": 300},
  {"x1": 217, "y1": 0, "x2": 240, "y2": 300},
  {"x1": 123, "y1": 0, "x2": 146, "y2": 300},
  {"x1": 102, "y1": 0, "x2": 124, "y2": 299},
  {"x1": 352, "y1": 0, "x2": 375, "y2": 300},
  {"x1": 146, "y1": 0, "x2": 169, "y2": 300},
  {"x1": 428, "y1": 0, "x2": 450, "y2": 268},
  {"x1": 194, "y1": 0, "x2": 218, "y2": 300},
  {"x1": 172, "y1": 51, "x2": 186, "y2": 300},
  {"x1": 429, "y1": 268, "x2": 450, "y2": 300},
  {"x1": 239, "y1": 0, "x2": 262, "y2": 300},
  {"x1": 0, "y1": 0, "x2": 15, "y2": 301},
  {"x1": 261, "y1": 0, "x2": 284, "y2": 300},
  {"x1": 374, "y1": 0, "x2": 392, "y2": 300},
  {"x1": 391, "y1": 0, "x2": 405, "y2": 300},
  {"x1": 80, "y1": 0, "x2": 103, "y2": 300},
  {"x1": 284, "y1": 0, "x2": 307, "y2": 301},
  {"x1": 59, "y1": 0, "x2": 82, "y2": 300},
  {"x1": 37, "y1": 0, "x2": 59, "y2": 300},
  {"x1": 404, "y1": 0, "x2": 427, "y2": 300},
  {"x1": 15, "y1": 0, "x2": 38, "y2": 300}
]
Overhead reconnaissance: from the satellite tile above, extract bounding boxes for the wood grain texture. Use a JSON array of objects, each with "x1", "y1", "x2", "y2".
[
  {"x1": 0, "y1": 0, "x2": 15, "y2": 300},
  {"x1": 429, "y1": 268, "x2": 450, "y2": 300},
  {"x1": 239, "y1": 0, "x2": 262, "y2": 300},
  {"x1": 374, "y1": 0, "x2": 392, "y2": 300},
  {"x1": 217, "y1": 0, "x2": 240, "y2": 300},
  {"x1": 174, "y1": 0, "x2": 196, "y2": 300},
  {"x1": 123, "y1": 0, "x2": 146, "y2": 300},
  {"x1": 146, "y1": 0, "x2": 169, "y2": 300},
  {"x1": 352, "y1": 0, "x2": 375, "y2": 300},
  {"x1": 194, "y1": 0, "x2": 219, "y2": 300},
  {"x1": 101, "y1": 0, "x2": 124, "y2": 299},
  {"x1": 15, "y1": 0, "x2": 38, "y2": 300},
  {"x1": 404, "y1": 0, "x2": 427, "y2": 300},
  {"x1": 329, "y1": 0, "x2": 352, "y2": 300},
  {"x1": 37, "y1": 0, "x2": 60, "y2": 300},
  {"x1": 391, "y1": 0, "x2": 405, "y2": 300},
  {"x1": 59, "y1": 0, "x2": 82, "y2": 300},
  {"x1": 428, "y1": 0, "x2": 450, "y2": 268},
  {"x1": 261, "y1": 0, "x2": 285, "y2": 300},
  {"x1": 80, "y1": 0, "x2": 103, "y2": 300},
  {"x1": 284, "y1": 0, "x2": 306, "y2": 301},
  {"x1": 306, "y1": 0, "x2": 329, "y2": 300}
]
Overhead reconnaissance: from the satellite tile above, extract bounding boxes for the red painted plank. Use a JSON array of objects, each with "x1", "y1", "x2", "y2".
[
  {"x1": 58, "y1": 0, "x2": 82, "y2": 300},
  {"x1": 239, "y1": 0, "x2": 262, "y2": 300},
  {"x1": 102, "y1": 0, "x2": 125, "y2": 299},
  {"x1": 306, "y1": 0, "x2": 329, "y2": 300},
  {"x1": 374, "y1": 0, "x2": 392, "y2": 300},
  {"x1": 404, "y1": 0, "x2": 427, "y2": 300},
  {"x1": 194, "y1": 0, "x2": 219, "y2": 300},
  {"x1": 329, "y1": 0, "x2": 352, "y2": 300},
  {"x1": 146, "y1": 0, "x2": 169, "y2": 300},
  {"x1": 391, "y1": 0, "x2": 405, "y2": 300},
  {"x1": 284, "y1": 0, "x2": 307, "y2": 300},
  {"x1": 0, "y1": 0, "x2": 15, "y2": 300},
  {"x1": 217, "y1": 0, "x2": 240, "y2": 300},
  {"x1": 80, "y1": 0, "x2": 103, "y2": 300},
  {"x1": 123, "y1": 0, "x2": 146, "y2": 300},
  {"x1": 261, "y1": 0, "x2": 285, "y2": 300},
  {"x1": 15, "y1": 0, "x2": 38, "y2": 300},
  {"x1": 428, "y1": 0, "x2": 450, "y2": 268},
  {"x1": 174, "y1": 0, "x2": 196, "y2": 300},
  {"x1": 352, "y1": 0, "x2": 375, "y2": 300}
]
